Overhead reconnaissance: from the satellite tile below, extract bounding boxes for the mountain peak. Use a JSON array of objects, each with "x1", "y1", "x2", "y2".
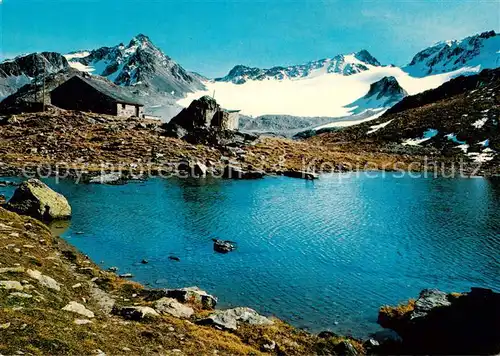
[
  {"x1": 129, "y1": 34, "x2": 151, "y2": 46},
  {"x1": 405, "y1": 30, "x2": 500, "y2": 77},
  {"x1": 345, "y1": 76, "x2": 407, "y2": 115},
  {"x1": 354, "y1": 50, "x2": 381, "y2": 66}
]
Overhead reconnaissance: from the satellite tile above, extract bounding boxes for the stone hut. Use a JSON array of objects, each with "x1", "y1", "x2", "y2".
[{"x1": 50, "y1": 75, "x2": 144, "y2": 117}]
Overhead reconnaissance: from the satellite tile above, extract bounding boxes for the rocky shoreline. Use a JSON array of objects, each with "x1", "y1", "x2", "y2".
[
  {"x1": 1, "y1": 178, "x2": 499, "y2": 355},
  {"x1": 3, "y1": 108, "x2": 494, "y2": 184}
]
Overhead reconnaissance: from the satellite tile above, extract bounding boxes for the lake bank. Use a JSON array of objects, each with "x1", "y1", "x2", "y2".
[{"x1": 2, "y1": 174, "x2": 499, "y2": 338}]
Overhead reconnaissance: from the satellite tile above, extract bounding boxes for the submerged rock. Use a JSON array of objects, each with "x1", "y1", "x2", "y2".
[
  {"x1": 6, "y1": 178, "x2": 71, "y2": 221},
  {"x1": 212, "y1": 239, "x2": 236, "y2": 253},
  {"x1": 198, "y1": 307, "x2": 273, "y2": 331}
]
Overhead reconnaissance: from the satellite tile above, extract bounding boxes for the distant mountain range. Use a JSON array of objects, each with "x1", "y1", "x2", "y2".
[
  {"x1": 0, "y1": 30, "x2": 498, "y2": 131},
  {"x1": 216, "y1": 50, "x2": 382, "y2": 84}
]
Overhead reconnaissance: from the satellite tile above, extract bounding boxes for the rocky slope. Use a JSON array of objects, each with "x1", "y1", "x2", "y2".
[
  {"x1": 307, "y1": 68, "x2": 499, "y2": 173},
  {"x1": 404, "y1": 30, "x2": 499, "y2": 77},
  {"x1": 0, "y1": 52, "x2": 69, "y2": 100},
  {"x1": 65, "y1": 34, "x2": 204, "y2": 98},
  {"x1": 0, "y1": 68, "x2": 81, "y2": 114}
]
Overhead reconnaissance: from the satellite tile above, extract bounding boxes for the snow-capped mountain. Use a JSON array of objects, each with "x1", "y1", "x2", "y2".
[
  {"x1": 0, "y1": 52, "x2": 69, "y2": 99},
  {"x1": 216, "y1": 50, "x2": 381, "y2": 84},
  {"x1": 404, "y1": 30, "x2": 499, "y2": 77},
  {"x1": 180, "y1": 30, "x2": 499, "y2": 121},
  {"x1": 65, "y1": 34, "x2": 204, "y2": 98},
  {"x1": 346, "y1": 76, "x2": 408, "y2": 115}
]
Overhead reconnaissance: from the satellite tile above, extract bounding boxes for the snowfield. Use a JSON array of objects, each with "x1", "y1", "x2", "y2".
[{"x1": 178, "y1": 66, "x2": 480, "y2": 118}]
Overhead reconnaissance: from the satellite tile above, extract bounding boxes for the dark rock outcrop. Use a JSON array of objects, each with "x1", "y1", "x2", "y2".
[
  {"x1": 6, "y1": 179, "x2": 71, "y2": 221},
  {"x1": 162, "y1": 96, "x2": 257, "y2": 146},
  {"x1": 378, "y1": 288, "x2": 500, "y2": 354}
]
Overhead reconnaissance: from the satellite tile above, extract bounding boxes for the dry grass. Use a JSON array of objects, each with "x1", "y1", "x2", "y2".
[{"x1": 379, "y1": 299, "x2": 416, "y2": 319}]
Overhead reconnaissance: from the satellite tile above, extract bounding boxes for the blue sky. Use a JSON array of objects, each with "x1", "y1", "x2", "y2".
[{"x1": 1, "y1": 0, "x2": 498, "y2": 77}]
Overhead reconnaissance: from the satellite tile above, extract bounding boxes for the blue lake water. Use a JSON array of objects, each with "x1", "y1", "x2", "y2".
[{"x1": 2, "y1": 174, "x2": 499, "y2": 337}]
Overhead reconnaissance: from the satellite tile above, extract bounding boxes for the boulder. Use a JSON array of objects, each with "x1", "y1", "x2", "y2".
[
  {"x1": 6, "y1": 179, "x2": 71, "y2": 221},
  {"x1": 410, "y1": 289, "x2": 451, "y2": 319},
  {"x1": 212, "y1": 239, "x2": 236, "y2": 253},
  {"x1": 198, "y1": 307, "x2": 273, "y2": 331},
  {"x1": 27, "y1": 269, "x2": 61, "y2": 291},
  {"x1": 0, "y1": 280, "x2": 24, "y2": 291},
  {"x1": 62, "y1": 301, "x2": 95, "y2": 318},
  {"x1": 113, "y1": 306, "x2": 160, "y2": 320},
  {"x1": 154, "y1": 297, "x2": 194, "y2": 319}
]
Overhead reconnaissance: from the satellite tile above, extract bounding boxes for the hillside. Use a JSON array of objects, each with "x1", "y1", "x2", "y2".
[{"x1": 0, "y1": 52, "x2": 69, "y2": 100}]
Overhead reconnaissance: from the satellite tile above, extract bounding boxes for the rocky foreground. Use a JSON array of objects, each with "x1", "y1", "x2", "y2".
[
  {"x1": 0, "y1": 107, "x2": 438, "y2": 180},
  {"x1": 1, "y1": 179, "x2": 499, "y2": 355}
]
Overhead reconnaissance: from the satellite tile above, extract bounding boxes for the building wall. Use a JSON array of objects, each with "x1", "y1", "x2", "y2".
[
  {"x1": 226, "y1": 112, "x2": 240, "y2": 130},
  {"x1": 116, "y1": 103, "x2": 143, "y2": 117}
]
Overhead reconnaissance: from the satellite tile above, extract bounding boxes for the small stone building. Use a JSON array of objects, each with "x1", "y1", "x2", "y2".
[{"x1": 51, "y1": 75, "x2": 144, "y2": 117}]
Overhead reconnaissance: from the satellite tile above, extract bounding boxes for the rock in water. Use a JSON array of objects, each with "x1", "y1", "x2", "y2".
[
  {"x1": 6, "y1": 179, "x2": 71, "y2": 221},
  {"x1": 213, "y1": 239, "x2": 236, "y2": 253},
  {"x1": 198, "y1": 307, "x2": 273, "y2": 331}
]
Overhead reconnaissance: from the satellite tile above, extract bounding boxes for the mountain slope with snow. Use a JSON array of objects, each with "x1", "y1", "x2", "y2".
[
  {"x1": 404, "y1": 30, "x2": 499, "y2": 77},
  {"x1": 216, "y1": 50, "x2": 381, "y2": 84},
  {"x1": 308, "y1": 67, "x2": 499, "y2": 168},
  {"x1": 0, "y1": 52, "x2": 69, "y2": 99},
  {"x1": 179, "y1": 30, "x2": 498, "y2": 125}
]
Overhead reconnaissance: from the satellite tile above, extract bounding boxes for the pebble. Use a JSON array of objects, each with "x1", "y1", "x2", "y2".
[
  {"x1": 74, "y1": 319, "x2": 93, "y2": 325},
  {"x1": 72, "y1": 283, "x2": 82, "y2": 288}
]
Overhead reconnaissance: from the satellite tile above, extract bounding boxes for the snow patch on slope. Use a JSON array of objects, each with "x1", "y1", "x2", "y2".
[{"x1": 180, "y1": 67, "x2": 470, "y2": 117}]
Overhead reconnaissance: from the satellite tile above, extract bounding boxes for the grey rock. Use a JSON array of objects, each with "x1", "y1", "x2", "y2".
[
  {"x1": 144, "y1": 286, "x2": 217, "y2": 310},
  {"x1": 411, "y1": 289, "x2": 451, "y2": 319},
  {"x1": 154, "y1": 297, "x2": 194, "y2": 318},
  {"x1": 62, "y1": 301, "x2": 95, "y2": 318},
  {"x1": 212, "y1": 239, "x2": 236, "y2": 253},
  {"x1": 6, "y1": 178, "x2": 71, "y2": 221},
  {"x1": 90, "y1": 286, "x2": 116, "y2": 314},
  {"x1": 199, "y1": 307, "x2": 273, "y2": 331},
  {"x1": 27, "y1": 269, "x2": 61, "y2": 291},
  {"x1": 0, "y1": 280, "x2": 24, "y2": 291}
]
